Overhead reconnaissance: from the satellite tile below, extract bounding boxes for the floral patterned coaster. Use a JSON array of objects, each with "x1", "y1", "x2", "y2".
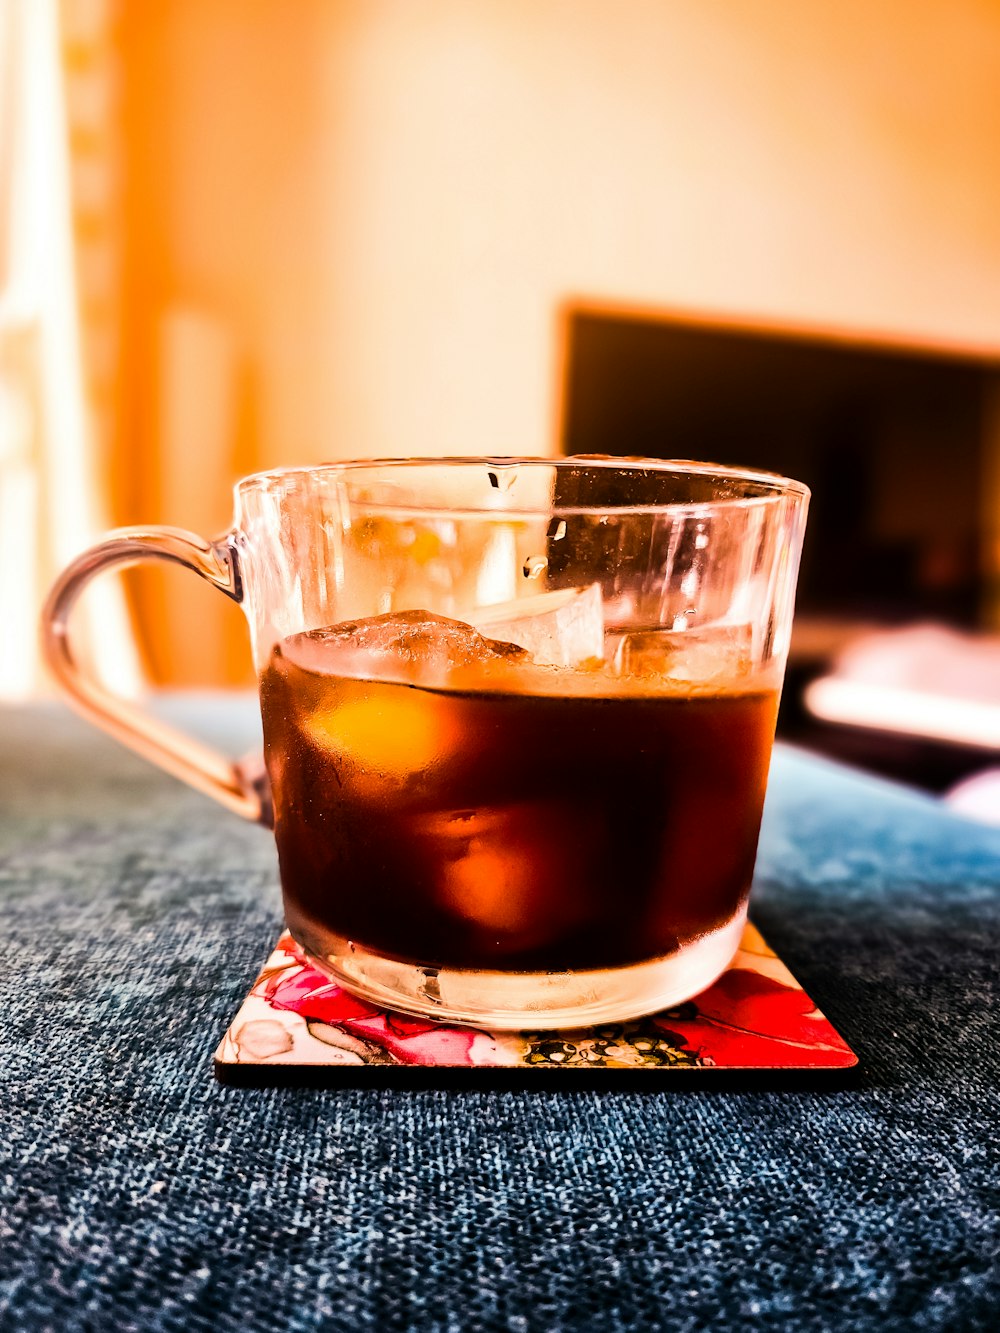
[{"x1": 215, "y1": 923, "x2": 857, "y2": 1079}]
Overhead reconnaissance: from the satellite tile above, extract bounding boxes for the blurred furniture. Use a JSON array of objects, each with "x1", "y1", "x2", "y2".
[
  {"x1": 558, "y1": 306, "x2": 1000, "y2": 792},
  {"x1": 560, "y1": 308, "x2": 1000, "y2": 631},
  {"x1": 1, "y1": 696, "x2": 996, "y2": 1329},
  {"x1": 798, "y1": 623, "x2": 1000, "y2": 802},
  {"x1": 946, "y1": 767, "x2": 1000, "y2": 826}
]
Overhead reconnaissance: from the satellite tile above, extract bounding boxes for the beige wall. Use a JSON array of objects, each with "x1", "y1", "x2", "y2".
[
  {"x1": 116, "y1": 0, "x2": 1000, "y2": 679},
  {"x1": 124, "y1": 0, "x2": 1000, "y2": 474}
]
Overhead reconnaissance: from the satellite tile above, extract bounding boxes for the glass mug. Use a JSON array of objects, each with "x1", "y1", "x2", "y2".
[{"x1": 41, "y1": 457, "x2": 808, "y2": 1029}]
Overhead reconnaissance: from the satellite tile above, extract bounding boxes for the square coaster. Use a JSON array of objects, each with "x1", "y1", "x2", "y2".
[{"x1": 214, "y1": 922, "x2": 858, "y2": 1084}]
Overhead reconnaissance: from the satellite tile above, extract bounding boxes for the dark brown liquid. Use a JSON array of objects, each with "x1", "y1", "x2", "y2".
[{"x1": 261, "y1": 626, "x2": 778, "y2": 972}]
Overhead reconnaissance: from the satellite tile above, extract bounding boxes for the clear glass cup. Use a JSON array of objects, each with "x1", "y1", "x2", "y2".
[{"x1": 41, "y1": 457, "x2": 808, "y2": 1029}]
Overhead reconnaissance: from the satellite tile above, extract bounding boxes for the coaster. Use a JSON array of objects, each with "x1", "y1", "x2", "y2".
[{"x1": 215, "y1": 922, "x2": 858, "y2": 1083}]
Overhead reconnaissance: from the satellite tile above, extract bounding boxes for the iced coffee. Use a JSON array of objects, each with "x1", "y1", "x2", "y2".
[{"x1": 260, "y1": 600, "x2": 778, "y2": 980}]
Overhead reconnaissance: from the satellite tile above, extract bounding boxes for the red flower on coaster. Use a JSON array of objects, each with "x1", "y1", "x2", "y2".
[
  {"x1": 218, "y1": 926, "x2": 857, "y2": 1072},
  {"x1": 656, "y1": 967, "x2": 854, "y2": 1068},
  {"x1": 263, "y1": 950, "x2": 480, "y2": 1065},
  {"x1": 264, "y1": 965, "x2": 381, "y2": 1022}
]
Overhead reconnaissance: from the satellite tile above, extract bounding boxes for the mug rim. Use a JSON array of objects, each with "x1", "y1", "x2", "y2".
[{"x1": 234, "y1": 455, "x2": 810, "y2": 516}]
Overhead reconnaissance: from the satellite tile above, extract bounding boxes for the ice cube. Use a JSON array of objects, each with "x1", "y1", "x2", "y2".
[
  {"x1": 471, "y1": 584, "x2": 604, "y2": 668},
  {"x1": 612, "y1": 623, "x2": 754, "y2": 685},
  {"x1": 426, "y1": 808, "x2": 542, "y2": 935},
  {"x1": 276, "y1": 613, "x2": 529, "y2": 785},
  {"x1": 281, "y1": 610, "x2": 528, "y2": 687},
  {"x1": 407, "y1": 803, "x2": 597, "y2": 952},
  {"x1": 302, "y1": 690, "x2": 455, "y2": 781}
]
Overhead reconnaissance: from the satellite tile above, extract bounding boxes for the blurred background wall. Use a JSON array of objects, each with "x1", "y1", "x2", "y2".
[{"x1": 6, "y1": 0, "x2": 1000, "y2": 690}]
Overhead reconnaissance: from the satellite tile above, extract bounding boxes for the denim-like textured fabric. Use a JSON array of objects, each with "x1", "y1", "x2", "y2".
[{"x1": 0, "y1": 698, "x2": 997, "y2": 1332}]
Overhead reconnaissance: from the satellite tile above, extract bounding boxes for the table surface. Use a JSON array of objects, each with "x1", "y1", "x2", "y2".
[{"x1": 1, "y1": 697, "x2": 997, "y2": 1332}]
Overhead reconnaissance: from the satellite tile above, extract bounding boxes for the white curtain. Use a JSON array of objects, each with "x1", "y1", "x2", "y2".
[{"x1": 0, "y1": 0, "x2": 139, "y2": 699}]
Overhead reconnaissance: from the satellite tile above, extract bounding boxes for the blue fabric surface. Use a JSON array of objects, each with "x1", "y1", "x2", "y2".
[{"x1": 0, "y1": 697, "x2": 997, "y2": 1332}]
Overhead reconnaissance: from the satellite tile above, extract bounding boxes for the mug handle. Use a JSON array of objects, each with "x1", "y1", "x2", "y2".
[{"x1": 40, "y1": 526, "x2": 268, "y2": 824}]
